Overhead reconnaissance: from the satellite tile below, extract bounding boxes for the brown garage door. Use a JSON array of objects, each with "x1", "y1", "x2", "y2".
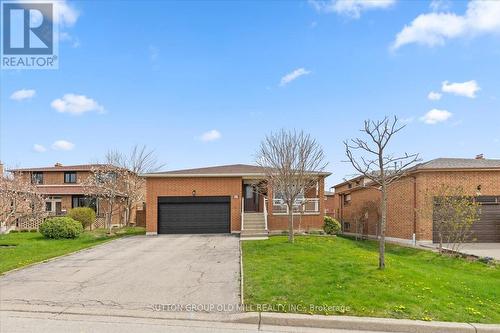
[
  {"x1": 433, "y1": 196, "x2": 500, "y2": 243},
  {"x1": 471, "y1": 197, "x2": 500, "y2": 242}
]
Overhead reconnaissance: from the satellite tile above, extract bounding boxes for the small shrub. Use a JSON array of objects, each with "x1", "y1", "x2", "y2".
[
  {"x1": 39, "y1": 217, "x2": 84, "y2": 239},
  {"x1": 323, "y1": 216, "x2": 341, "y2": 235},
  {"x1": 20, "y1": 229, "x2": 29, "y2": 233},
  {"x1": 9, "y1": 230, "x2": 19, "y2": 233},
  {"x1": 29, "y1": 229, "x2": 38, "y2": 233},
  {"x1": 68, "y1": 207, "x2": 96, "y2": 229}
]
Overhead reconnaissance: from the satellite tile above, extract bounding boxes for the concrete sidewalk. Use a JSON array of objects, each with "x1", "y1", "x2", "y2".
[
  {"x1": 0, "y1": 310, "x2": 390, "y2": 333},
  {"x1": 1, "y1": 305, "x2": 498, "y2": 333}
]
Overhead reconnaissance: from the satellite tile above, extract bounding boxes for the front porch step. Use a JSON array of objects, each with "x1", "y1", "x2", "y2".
[
  {"x1": 240, "y1": 229, "x2": 269, "y2": 240},
  {"x1": 244, "y1": 215, "x2": 264, "y2": 219},
  {"x1": 241, "y1": 212, "x2": 268, "y2": 240},
  {"x1": 243, "y1": 224, "x2": 266, "y2": 230}
]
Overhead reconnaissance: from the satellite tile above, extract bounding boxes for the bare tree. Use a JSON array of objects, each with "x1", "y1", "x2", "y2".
[
  {"x1": 105, "y1": 145, "x2": 164, "y2": 225},
  {"x1": 344, "y1": 116, "x2": 420, "y2": 269},
  {"x1": 256, "y1": 130, "x2": 327, "y2": 243},
  {"x1": 0, "y1": 172, "x2": 45, "y2": 232},
  {"x1": 82, "y1": 164, "x2": 126, "y2": 233},
  {"x1": 419, "y1": 185, "x2": 480, "y2": 253}
]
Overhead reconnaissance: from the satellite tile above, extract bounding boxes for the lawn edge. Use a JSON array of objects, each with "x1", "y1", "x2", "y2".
[
  {"x1": 0, "y1": 233, "x2": 144, "y2": 276},
  {"x1": 239, "y1": 239, "x2": 244, "y2": 305}
]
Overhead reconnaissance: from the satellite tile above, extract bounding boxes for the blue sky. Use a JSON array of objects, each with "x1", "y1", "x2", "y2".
[{"x1": 1, "y1": 0, "x2": 499, "y2": 188}]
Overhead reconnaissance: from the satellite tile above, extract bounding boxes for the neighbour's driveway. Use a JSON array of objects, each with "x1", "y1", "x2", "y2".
[
  {"x1": 444, "y1": 243, "x2": 500, "y2": 260},
  {"x1": 0, "y1": 235, "x2": 241, "y2": 314}
]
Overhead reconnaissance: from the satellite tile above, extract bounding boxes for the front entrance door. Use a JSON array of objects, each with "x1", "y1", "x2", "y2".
[{"x1": 244, "y1": 184, "x2": 259, "y2": 212}]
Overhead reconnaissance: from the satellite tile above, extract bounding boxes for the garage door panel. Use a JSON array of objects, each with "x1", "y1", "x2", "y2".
[
  {"x1": 158, "y1": 196, "x2": 230, "y2": 234},
  {"x1": 433, "y1": 197, "x2": 500, "y2": 243}
]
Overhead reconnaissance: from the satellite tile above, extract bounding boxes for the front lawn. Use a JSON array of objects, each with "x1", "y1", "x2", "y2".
[
  {"x1": 242, "y1": 236, "x2": 500, "y2": 323},
  {"x1": 0, "y1": 227, "x2": 145, "y2": 274}
]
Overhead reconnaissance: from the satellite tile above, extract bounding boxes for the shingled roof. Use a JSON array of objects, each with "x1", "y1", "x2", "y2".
[
  {"x1": 9, "y1": 164, "x2": 104, "y2": 172},
  {"x1": 334, "y1": 157, "x2": 500, "y2": 189},
  {"x1": 412, "y1": 158, "x2": 500, "y2": 170},
  {"x1": 143, "y1": 164, "x2": 331, "y2": 177}
]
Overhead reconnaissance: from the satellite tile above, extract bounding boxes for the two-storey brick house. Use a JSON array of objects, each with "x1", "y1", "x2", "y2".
[
  {"x1": 332, "y1": 157, "x2": 500, "y2": 245},
  {"x1": 9, "y1": 163, "x2": 141, "y2": 229}
]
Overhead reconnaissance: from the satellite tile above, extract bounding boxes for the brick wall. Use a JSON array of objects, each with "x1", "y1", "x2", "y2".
[
  {"x1": 146, "y1": 177, "x2": 242, "y2": 233},
  {"x1": 16, "y1": 171, "x2": 92, "y2": 185},
  {"x1": 324, "y1": 195, "x2": 336, "y2": 217},
  {"x1": 415, "y1": 170, "x2": 500, "y2": 241},
  {"x1": 267, "y1": 176, "x2": 326, "y2": 231},
  {"x1": 335, "y1": 169, "x2": 500, "y2": 242},
  {"x1": 337, "y1": 186, "x2": 381, "y2": 235}
]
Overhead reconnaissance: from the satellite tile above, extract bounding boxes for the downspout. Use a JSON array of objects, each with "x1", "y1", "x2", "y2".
[{"x1": 412, "y1": 176, "x2": 417, "y2": 246}]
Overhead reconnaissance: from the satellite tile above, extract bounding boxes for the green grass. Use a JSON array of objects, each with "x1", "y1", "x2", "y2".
[
  {"x1": 0, "y1": 227, "x2": 145, "y2": 274},
  {"x1": 242, "y1": 236, "x2": 500, "y2": 323}
]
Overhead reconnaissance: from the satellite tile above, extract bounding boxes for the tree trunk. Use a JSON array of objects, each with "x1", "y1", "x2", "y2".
[
  {"x1": 288, "y1": 203, "x2": 294, "y2": 243},
  {"x1": 108, "y1": 200, "x2": 114, "y2": 234},
  {"x1": 126, "y1": 203, "x2": 132, "y2": 226},
  {"x1": 379, "y1": 184, "x2": 387, "y2": 270}
]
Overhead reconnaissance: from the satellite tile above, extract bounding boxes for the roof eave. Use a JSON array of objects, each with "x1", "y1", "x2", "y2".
[{"x1": 141, "y1": 171, "x2": 331, "y2": 178}]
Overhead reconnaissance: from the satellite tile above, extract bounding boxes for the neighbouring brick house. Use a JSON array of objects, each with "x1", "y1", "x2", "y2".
[
  {"x1": 8, "y1": 163, "x2": 144, "y2": 229},
  {"x1": 332, "y1": 157, "x2": 500, "y2": 244},
  {"x1": 142, "y1": 164, "x2": 330, "y2": 239},
  {"x1": 324, "y1": 190, "x2": 336, "y2": 218}
]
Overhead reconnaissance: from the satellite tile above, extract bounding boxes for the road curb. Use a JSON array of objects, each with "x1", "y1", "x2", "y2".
[
  {"x1": 255, "y1": 312, "x2": 500, "y2": 333},
  {"x1": 471, "y1": 323, "x2": 500, "y2": 333},
  {"x1": 2, "y1": 306, "x2": 499, "y2": 332}
]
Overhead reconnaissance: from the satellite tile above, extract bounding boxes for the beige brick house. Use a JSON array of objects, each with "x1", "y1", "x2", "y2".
[
  {"x1": 332, "y1": 158, "x2": 500, "y2": 244},
  {"x1": 142, "y1": 164, "x2": 330, "y2": 238}
]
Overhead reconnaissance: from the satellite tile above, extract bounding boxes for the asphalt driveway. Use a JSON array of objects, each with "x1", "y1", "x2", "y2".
[
  {"x1": 443, "y1": 243, "x2": 500, "y2": 260},
  {"x1": 0, "y1": 235, "x2": 241, "y2": 314}
]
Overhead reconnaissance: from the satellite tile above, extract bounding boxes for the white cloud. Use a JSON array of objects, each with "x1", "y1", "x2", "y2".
[
  {"x1": 51, "y1": 94, "x2": 105, "y2": 115},
  {"x1": 280, "y1": 68, "x2": 311, "y2": 86},
  {"x1": 33, "y1": 144, "x2": 47, "y2": 153},
  {"x1": 59, "y1": 32, "x2": 80, "y2": 48},
  {"x1": 10, "y1": 89, "x2": 36, "y2": 101},
  {"x1": 200, "y1": 130, "x2": 221, "y2": 142},
  {"x1": 149, "y1": 45, "x2": 160, "y2": 61},
  {"x1": 427, "y1": 91, "x2": 442, "y2": 101},
  {"x1": 54, "y1": 0, "x2": 79, "y2": 27},
  {"x1": 420, "y1": 109, "x2": 452, "y2": 124},
  {"x1": 429, "y1": 0, "x2": 451, "y2": 12},
  {"x1": 51, "y1": 140, "x2": 75, "y2": 151},
  {"x1": 19, "y1": 0, "x2": 79, "y2": 27},
  {"x1": 392, "y1": 0, "x2": 500, "y2": 49},
  {"x1": 309, "y1": 0, "x2": 395, "y2": 18},
  {"x1": 441, "y1": 80, "x2": 480, "y2": 98}
]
